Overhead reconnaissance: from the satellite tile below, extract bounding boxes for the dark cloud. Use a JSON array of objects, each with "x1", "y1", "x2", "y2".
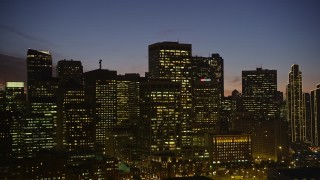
[
  {"x1": 0, "y1": 24, "x2": 57, "y2": 47},
  {"x1": 0, "y1": 54, "x2": 26, "y2": 87}
]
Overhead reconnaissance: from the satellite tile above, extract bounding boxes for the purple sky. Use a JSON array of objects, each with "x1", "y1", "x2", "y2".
[{"x1": 1, "y1": 0, "x2": 320, "y2": 95}]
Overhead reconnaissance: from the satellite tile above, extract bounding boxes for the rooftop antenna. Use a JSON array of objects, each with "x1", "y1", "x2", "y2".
[{"x1": 99, "y1": 59, "x2": 102, "y2": 70}]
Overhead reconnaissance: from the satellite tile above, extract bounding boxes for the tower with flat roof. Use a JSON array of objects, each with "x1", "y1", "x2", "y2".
[
  {"x1": 242, "y1": 67, "x2": 278, "y2": 119},
  {"x1": 148, "y1": 41, "x2": 192, "y2": 146},
  {"x1": 25, "y1": 49, "x2": 58, "y2": 156}
]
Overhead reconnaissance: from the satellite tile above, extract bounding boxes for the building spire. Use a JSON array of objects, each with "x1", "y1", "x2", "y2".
[{"x1": 99, "y1": 59, "x2": 102, "y2": 70}]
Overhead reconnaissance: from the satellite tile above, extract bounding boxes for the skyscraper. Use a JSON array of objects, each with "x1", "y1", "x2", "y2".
[
  {"x1": 27, "y1": 49, "x2": 53, "y2": 101},
  {"x1": 5, "y1": 82, "x2": 25, "y2": 113},
  {"x1": 140, "y1": 80, "x2": 181, "y2": 153},
  {"x1": 57, "y1": 59, "x2": 83, "y2": 84},
  {"x1": 311, "y1": 84, "x2": 320, "y2": 146},
  {"x1": 148, "y1": 41, "x2": 192, "y2": 146},
  {"x1": 286, "y1": 64, "x2": 304, "y2": 143},
  {"x1": 193, "y1": 54, "x2": 224, "y2": 98},
  {"x1": 57, "y1": 80, "x2": 94, "y2": 153},
  {"x1": 191, "y1": 56, "x2": 221, "y2": 133},
  {"x1": 242, "y1": 67, "x2": 278, "y2": 119},
  {"x1": 116, "y1": 73, "x2": 141, "y2": 126},
  {"x1": 84, "y1": 69, "x2": 117, "y2": 154},
  {"x1": 114, "y1": 73, "x2": 142, "y2": 159},
  {"x1": 5, "y1": 82, "x2": 26, "y2": 158},
  {"x1": 25, "y1": 49, "x2": 58, "y2": 155}
]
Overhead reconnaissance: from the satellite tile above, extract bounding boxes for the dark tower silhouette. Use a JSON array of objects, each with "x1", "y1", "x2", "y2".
[{"x1": 25, "y1": 49, "x2": 58, "y2": 156}]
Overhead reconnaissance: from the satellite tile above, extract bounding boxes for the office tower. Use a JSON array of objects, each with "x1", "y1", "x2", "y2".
[
  {"x1": 193, "y1": 54, "x2": 224, "y2": 98},
  {"x1": 5, "y1": 82, "x2": 25, "y2": 112},
  {"x1": 84, "y1": 69, "x2": 117, "y2": 154},
  {"x1": 242, "y1": 67, "x2": 278, "y2": 119},
  {"x1": 192, "y1": 79, "x2": 219, "y2": 133},
  {"x1": 57, "y1": 59, "x2": 83, "y2": 84},
  {"x1": 303, "y1": 93, "x2": 311, "y2": 142},
  {"x1": 140, "y1": 80, "x2": 181, "y2": 153},
  {"x1": 286, "y1": 64, "x2": 305, "y2": 143},
  {"x1": 115, "y1": 74, "x2": 142, "y2": 160},
  {"x1": 57, "y1": 80, "x2": 94, "y2": 153},
  {"x1": 191, "y1": 57, "x2": 220, "y2": 133},
  {"x1": 27, "y1": 49, "x2": 53, "y2": 101},
  {"x1": 5, "y1": 82, "x2": 26, "y2": 158},
  {"x1": 116, "y1": 73, "x2": 141, "y2": 125},
  {"x1": 311, "y1": 84, "x2": 320, "y2": 146},
  {"x1": 148, "y1": 41, "x2": 192, "y2": 146},
  {"x1": 26, "y1": 49, "x2": 58, "y2": 155}
]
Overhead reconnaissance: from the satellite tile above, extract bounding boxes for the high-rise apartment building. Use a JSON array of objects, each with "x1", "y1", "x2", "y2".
[
  {"x1": 25, "y1": 49, "x2": 58, "y2": 155},
  {"x1": 148, "y1": 41, "x2": 192, "y2": 146},
  {"x1": 286, "y1": 64, "x2": 305, "y2": 143},
  {"x1": 311, "y1": 84, "x2": 320, "y2": 146},
  {"x1": 242, "y1": 68, "x2": 278, "y2": 119}
]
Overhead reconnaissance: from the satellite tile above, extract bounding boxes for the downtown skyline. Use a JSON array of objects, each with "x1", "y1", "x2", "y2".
[
  {"x1": 1, "y1": 40, "x2": 320, "y2": 179},
  {"x1": 1, "y1": 0, "x2": 320, "y2": 95}
]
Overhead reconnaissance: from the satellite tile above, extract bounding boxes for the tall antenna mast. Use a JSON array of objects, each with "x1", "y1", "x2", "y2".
[{"x1": 99, "y1": 59, "x2": 102, "y2": 69}]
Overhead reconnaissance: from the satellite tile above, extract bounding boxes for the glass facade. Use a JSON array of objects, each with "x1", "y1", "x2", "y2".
[{"x1": 149, "y1": 42, "x2": 192, "y2": 147}]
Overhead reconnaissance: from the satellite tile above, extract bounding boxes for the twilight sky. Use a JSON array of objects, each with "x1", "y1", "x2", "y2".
[{"x1": 1, "y1": 0, "x2": 319, "y2": 95}]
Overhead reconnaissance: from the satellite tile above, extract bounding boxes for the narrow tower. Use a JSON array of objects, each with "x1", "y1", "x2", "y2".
[{"x1": 286, "y1": 64, "x2": 305, "y2": 143}]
